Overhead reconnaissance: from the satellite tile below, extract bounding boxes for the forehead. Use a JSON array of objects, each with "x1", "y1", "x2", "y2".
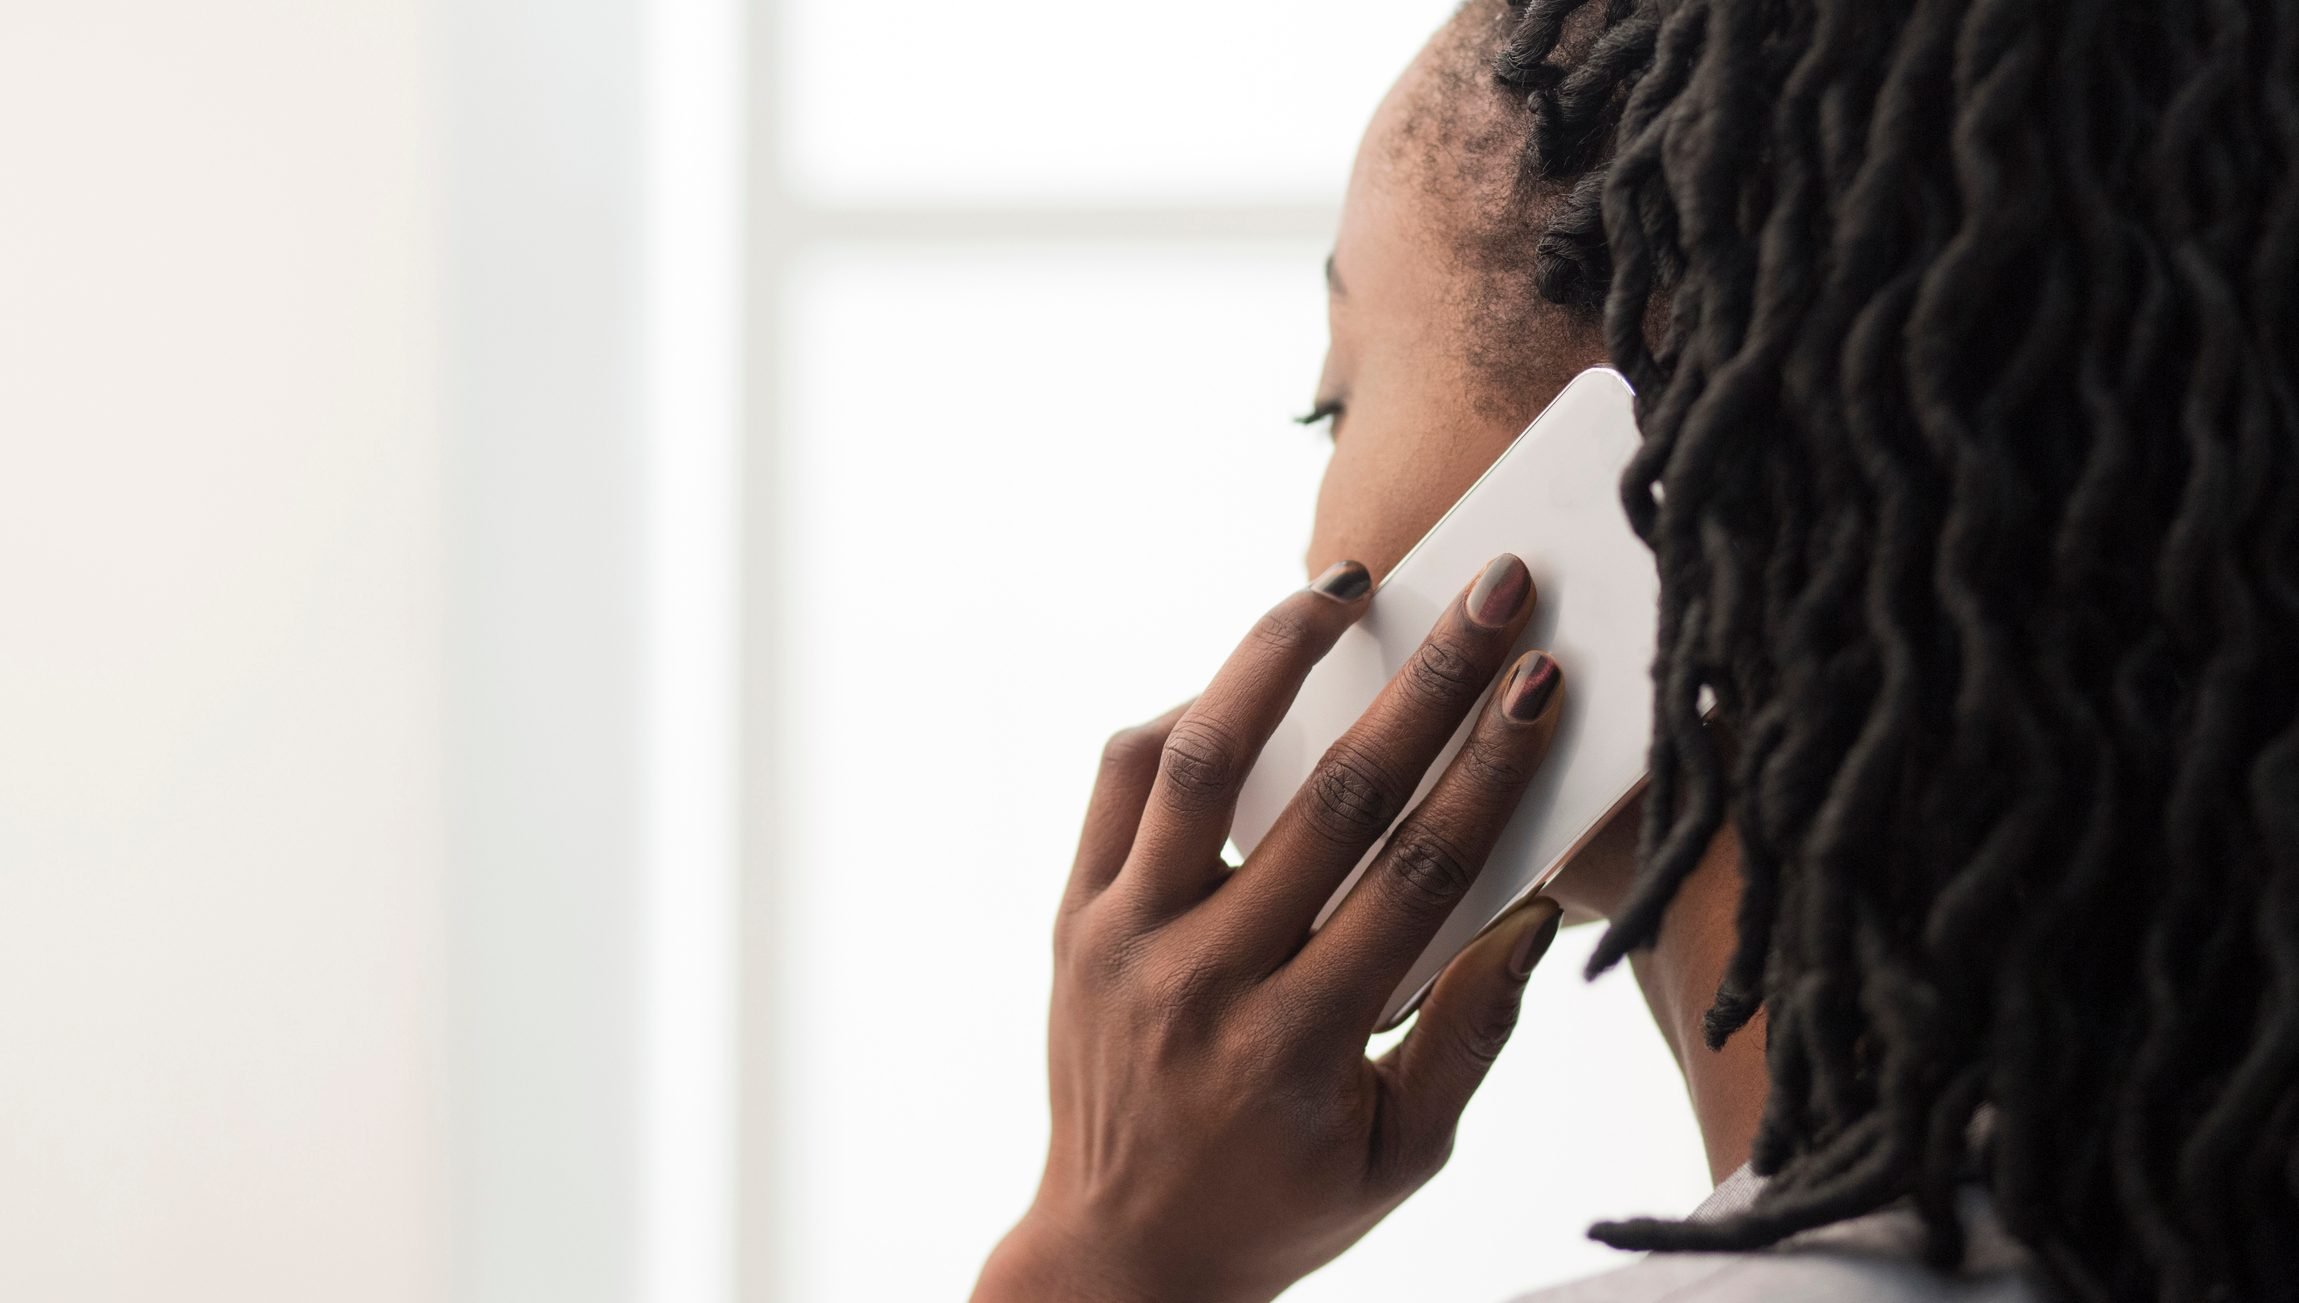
[
  {"x1": 1351, "y1": 12, "x2": 1506, "y2": 220},
  {"x1": 1331, "y1": 5, "x2": 1590, "y2": 419},
  {"x1": 1334, "y1": 13, "x2": 1509, "y2": 294},
  {"x1": 1344, "y1": 0, "x2": 1618, "y2": 271}
]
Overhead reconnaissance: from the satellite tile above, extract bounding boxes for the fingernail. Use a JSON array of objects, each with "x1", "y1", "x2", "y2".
[
  {"x1": 1501, "y1": 651, "x2": 1561, "y2": 722},
  {"x1": 1507, "y1": 898, "x2": 1564, "y2": 980},
  {"x1": 1309, "y1": 560, "x2": 1372, "y2": 602},
  {"x1": 1465, "y1": 554, "x2": 1532, "y2": 629}
]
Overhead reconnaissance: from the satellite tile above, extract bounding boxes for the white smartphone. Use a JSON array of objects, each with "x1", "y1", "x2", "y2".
[{"x1": 1230, "y1": 366, "x2": 1657, "y2": 1030}]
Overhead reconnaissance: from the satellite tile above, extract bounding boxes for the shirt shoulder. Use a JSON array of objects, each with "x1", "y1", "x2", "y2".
[
  {"x1": 1503, "y1": 1167, "x2": 2044, "y2": 1303},
  {"x1": 1505, "y1": 1245, "x2": 2040, "y2": 1303}
]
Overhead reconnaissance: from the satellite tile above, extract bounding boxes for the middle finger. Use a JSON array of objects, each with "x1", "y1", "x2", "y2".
[
  {"x1": 1210, "y1": 554, "x2": 1536, "y2": 970},
  {"x1": 1286, "y1": 647, "x2": 1565, "y2": 1030}
]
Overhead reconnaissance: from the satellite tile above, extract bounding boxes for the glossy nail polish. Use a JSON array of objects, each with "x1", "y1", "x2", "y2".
[
  {"x1": 1466, "y1": 554, "x2": 1532, "y2": 628},
  {"x1": 1309, "y1": 560, "x2": 1372, "y2": 602},
  {"x1": 1501, "y1": 651, "x2": 1561, "y2": 722}
]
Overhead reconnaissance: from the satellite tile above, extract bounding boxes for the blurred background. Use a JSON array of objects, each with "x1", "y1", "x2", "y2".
[{"x1": 0, "y1": 1, "x2": 1709, "y2": 1301}]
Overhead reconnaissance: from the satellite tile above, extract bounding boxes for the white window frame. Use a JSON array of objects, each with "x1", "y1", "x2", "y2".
[{"x1": 736, "y1": 3, "x2": 1336, "y2": 1299}]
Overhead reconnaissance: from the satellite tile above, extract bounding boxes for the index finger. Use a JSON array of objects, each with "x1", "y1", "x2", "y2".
[{"x1": 1113, "y1": 561, "x2": 1372, "y2": 916}]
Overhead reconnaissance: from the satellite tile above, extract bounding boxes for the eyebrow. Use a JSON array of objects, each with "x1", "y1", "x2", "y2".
[{"x1": 1324, "y1": 254, "x2": 1347, "y2": 300}]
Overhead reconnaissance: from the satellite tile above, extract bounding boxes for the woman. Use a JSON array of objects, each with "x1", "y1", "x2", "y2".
[{"x1": 974, "y1": 0, "x2": 2298, "y2": 1299}]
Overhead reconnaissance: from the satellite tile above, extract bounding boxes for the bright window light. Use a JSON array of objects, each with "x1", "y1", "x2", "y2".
[
  {"x1": 780, "y1": 0, "x2": 1459, "y2": 205},
  {"x1": 758, "y1": 245, "x2": 1710, "y2": 1303}
]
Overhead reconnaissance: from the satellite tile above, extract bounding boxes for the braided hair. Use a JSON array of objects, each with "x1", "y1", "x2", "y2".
[{"x1": 1480, "y1": 1, "x2": 2299, "y2": 1298}]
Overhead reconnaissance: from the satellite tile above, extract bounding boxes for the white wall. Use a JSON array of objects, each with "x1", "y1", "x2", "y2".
[
  {"x1": 0, "y1": 3, "x2": 728, "y2": 1300},
  {"x1": 0, "y1": 4, "x2": 448, "y2": 1300}
]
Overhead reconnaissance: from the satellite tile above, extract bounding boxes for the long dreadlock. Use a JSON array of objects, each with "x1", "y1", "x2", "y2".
[{"x1": 1481, "y1": 1, "x2": 2299, "y2": 1298}]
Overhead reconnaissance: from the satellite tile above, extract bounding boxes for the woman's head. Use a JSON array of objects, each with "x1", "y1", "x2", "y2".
[
  {"x1": 1320, "y1": 1, "x2": 2299, "y2": 1298},
  {"x1": 1303, "y1": 1, "x2": 1609, "y2": 581}
]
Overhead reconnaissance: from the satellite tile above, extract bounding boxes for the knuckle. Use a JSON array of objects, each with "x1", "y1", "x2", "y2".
[
  {"x1": 1219, "y1": 1001, "x2": 1295, "y2": 1081},
  {"x1": 1138, "y1": 950, "x2": 1232, "y2": 1039},
  {"x1": 1099, "y1": 724, "x2": 1154, "y2": 773},
  {"x1": 1062, "y1": 894, "x2": 1169, "y2": 991},
  {"x1": 1380, "y1": 823, "x2": 1482, "y2": 918},
  {"x1": 1453, "y1": 727, "x2": 1540, "y2": 794},
  {"x1": 1244, "y1": 979, "x2": 1346, "y2": 1070},
  {"x1": 1062, "y1": 905, "x2": 1132, "y2": 988},
  {"x1": 1301, "y1": 742, "x2": 1405, "y2": 843},
  {"x1": 1158, "y1": 716, "x2": 1244, "y2": 809},
  {"x1": 1400, "y1": 635, "x2": 1486, "y2": 711},
  {"x1": 1247, "y1": 602, "x2": 1322, "y2": 659}
]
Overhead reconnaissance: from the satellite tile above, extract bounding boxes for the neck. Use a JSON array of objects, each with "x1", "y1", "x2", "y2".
[{"x1": 1626, "y1": 823, "x2": 1768, "y2": 1184}]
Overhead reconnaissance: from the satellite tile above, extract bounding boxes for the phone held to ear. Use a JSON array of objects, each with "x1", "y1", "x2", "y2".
[{"x1": 1231, "y1": 366, "x2": 1657, "y2": 1031}]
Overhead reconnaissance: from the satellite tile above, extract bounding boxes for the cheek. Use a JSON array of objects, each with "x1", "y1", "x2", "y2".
[
  {"x1": 1302, "y1": 403, "x2": 1527, "y2": 582},
  {"x1": 1304, "y1": 437, "x2": 1437, "y2": 581}
]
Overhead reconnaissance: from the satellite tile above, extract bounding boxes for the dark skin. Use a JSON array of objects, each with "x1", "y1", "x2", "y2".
[
  {"x1": 974, "y1": 11, "x2": 1767, "y2": 1302},
  {"x1": 977, "y1": 559, "x2": 1574, "y2": 1303},
  {"x1": 1300, "y1": 9, "x2": 1765, "y2": 1185}
]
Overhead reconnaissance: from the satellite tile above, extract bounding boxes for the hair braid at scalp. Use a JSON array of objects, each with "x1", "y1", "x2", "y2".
[{"x1": 1484, "y1": 1, "x2": 2299, "y2": 1297}]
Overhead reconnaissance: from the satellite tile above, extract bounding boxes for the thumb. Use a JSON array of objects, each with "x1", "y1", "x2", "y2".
[{"x1": 1382, "y1": 896, "x2": 1564, "y2": 1170}]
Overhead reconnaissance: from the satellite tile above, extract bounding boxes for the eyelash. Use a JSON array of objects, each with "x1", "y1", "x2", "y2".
[{"x1": 1297, "y1": 399, "x2": 1345, "y2": 431}]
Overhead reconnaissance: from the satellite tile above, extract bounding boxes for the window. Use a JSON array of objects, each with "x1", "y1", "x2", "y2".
[{"x1": 749, "y1": 4, "x2": 1712, "y2": 1300}]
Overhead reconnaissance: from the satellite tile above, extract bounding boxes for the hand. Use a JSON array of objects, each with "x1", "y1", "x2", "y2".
[{"x1": 973, "y1": 555, "x2": 1570, "y2": 1303}]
